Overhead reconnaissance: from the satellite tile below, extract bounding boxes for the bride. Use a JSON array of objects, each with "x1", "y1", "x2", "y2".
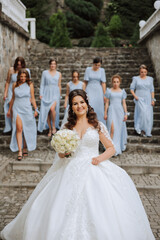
[{"x1": 1, "y1": 89, "x2": 155, "y2": 240}]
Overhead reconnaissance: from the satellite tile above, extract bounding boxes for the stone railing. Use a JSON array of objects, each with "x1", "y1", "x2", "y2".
[
  {"x1": 0, "y1": 0, "x2": 36, "y2": 39},
  {"x1": 138, "y1": 1, "x2": 160, "y2": 86},
  {"x1": 139, "y1": 1, "x2": 160, "y2": 39},
  {"x1": 0, "y1": 0, "x2": 28, "y2": 31},
  {"x1": 26, "y1": 18, "x2": 36, "y2": 39}
]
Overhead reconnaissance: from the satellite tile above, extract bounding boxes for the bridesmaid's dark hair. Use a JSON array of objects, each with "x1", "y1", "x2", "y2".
[
  {"x1": 15, "y1": 69, "x2": 31, "y2": 87},
  {"x1": 14, "y1": 57, "x2": 26, "y2": 71},
  {"x1": 72, "y1": 70, "x2": 79, "y2": 79},
  {"x1": 49, "y1": 59, "x2": 57, "y2": 65},
  {"x1": 93, "y1": 57, "x2": 102, "y2": 64},
  {"x1": 65, "y1": 89, "x2": 99, "y2": 130}
]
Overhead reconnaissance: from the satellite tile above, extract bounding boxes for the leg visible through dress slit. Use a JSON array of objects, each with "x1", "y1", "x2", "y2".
[
  {"x1": 110, "y1": 121, "x2": 114, "y2": 139},
  {"x1": 47, "y1": 101, "x2": 57, "y2": 136}
]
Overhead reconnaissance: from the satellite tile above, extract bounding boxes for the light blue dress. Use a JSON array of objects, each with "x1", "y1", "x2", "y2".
[
  {"x1": 38, "y1": 70, "x2": 60, "y2": 131},
  {"x1": 130, "y1": 76, "x2": 154, "y2": 136},
  {"x1": 84, "y1": 67, "x2": 106, "y2": 125},
  {"x1": 61, "y1": 81, "x2": 83, "y2": 125},
  {"x1": 10, "y1": 82, "x2": 37, "y2": 152},
  {"x1": 105, "y1": 88, "x2": 128, "y2": 155},
  {"x1": 3, "y1": 68, "x2": 31, "y2": 133}
]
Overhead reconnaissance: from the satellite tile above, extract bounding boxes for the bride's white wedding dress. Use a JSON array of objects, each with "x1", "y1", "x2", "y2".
[{"x1": 1, "y1": 122, "x2": 155, "y2": 240}]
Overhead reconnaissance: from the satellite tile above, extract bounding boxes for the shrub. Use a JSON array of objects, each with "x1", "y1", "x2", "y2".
[
  {"x1": 91, "y1": 22, "x2": 114, "y2": 47},
  {"x1": 65, "y1": 11, "x2": 94, "y2": 38},
  {"x1": 84, "y1": 0, "x2": 103, "y2": 10},
  {"x1": 108, "y1": 14, "x2": 122, "y2": 38},
  {"x1": 50, "y1": 11, "x2": 72, "y2": 47},
  {"x1": 130, "y1": 24, "x2": 139, "y2": 46}
]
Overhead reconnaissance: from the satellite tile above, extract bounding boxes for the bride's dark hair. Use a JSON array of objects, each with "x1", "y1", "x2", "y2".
[{"x1": 65, "y1": 89, "x2": 99, "y2": 130}]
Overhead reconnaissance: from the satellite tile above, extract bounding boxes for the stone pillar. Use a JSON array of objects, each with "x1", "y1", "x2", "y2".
[{"x1": 26, "y1": 18, "x2": 36, "y2": 39}]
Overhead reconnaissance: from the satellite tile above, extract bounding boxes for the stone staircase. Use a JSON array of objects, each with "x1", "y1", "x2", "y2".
[
  {"x1": 0, "y1": 40, "x2": 160, "y2": 239},
  {"x1": 0, "y1": 149, "x2": 160, "y2": 239},
  {"x1": 1, "y1": 39, "x2": 160, "y2": 152}
]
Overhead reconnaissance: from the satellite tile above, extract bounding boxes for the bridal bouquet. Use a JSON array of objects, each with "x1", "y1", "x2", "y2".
[{"x1": 51, "y1": 129, "x2": 80, "y2": 156}]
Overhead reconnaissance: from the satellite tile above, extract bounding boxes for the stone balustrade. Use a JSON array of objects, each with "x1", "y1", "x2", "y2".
[
  {"x1": 0, "y1": 0, "x2": 28, "y2": 31},
  {"x1": 139, "y1": 1, "x2": 160, "y2": 86},
  {"x1": 0, "y1": 0, "x2": 36, "y2": 39},
  {"x1": 139, "y1": 8, "x2": 160, "y2": 39}
]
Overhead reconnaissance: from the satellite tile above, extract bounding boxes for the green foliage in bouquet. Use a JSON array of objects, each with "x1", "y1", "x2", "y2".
[
  {"x1": 91, "y1": 22, "x2": 114, "y2": 47},
  {"x1": 50, "y1": 11, "x2": 72, "y2": 48}
]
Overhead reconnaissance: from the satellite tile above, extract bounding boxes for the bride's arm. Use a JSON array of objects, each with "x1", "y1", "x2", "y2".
[{"x1": 92, "y1": 123, "x2": 115, "y2": 165}]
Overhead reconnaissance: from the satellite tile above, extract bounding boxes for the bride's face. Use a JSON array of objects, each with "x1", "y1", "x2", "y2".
[{"x1": 72, "y1": 95, "x2": 88, "y2": 117}]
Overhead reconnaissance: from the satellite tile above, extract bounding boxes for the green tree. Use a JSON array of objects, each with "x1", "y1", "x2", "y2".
[
  {"x1": 105, "y1": 2, "x2": 118, "y2": 24},
  {"x1": 130, "y1": 23, "x2": 139, "y2": 46},
  {"x1": 84, "y1": 0, "x2": 103, "y2": 10},
  {"x1": 91, "y1": 22, "x2": 114, "y2": 47},
  {"x1": 50, "y1": 11, "x2": 72, "y2": 48},
  {"x1": 108, "y1": 15, "x2": 122, "y2": 37},
  {"x1": 65, "y1": 11, "x2": 94, "y2": 38},
  {"x1": 65, "y1": 0, "x2": 103, "y2": 38},
  {"x1": 21, "y1": 0, "x2": 52, "y2": 44},
  {"x1": 106, "y1": 0, "x2": 155, "y2": 39}
]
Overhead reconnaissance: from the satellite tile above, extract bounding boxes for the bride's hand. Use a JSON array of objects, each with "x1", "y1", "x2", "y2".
[
  {"x1": 58, "y1": 153, "x2": 65, "y2": 158},
  {"x1": 58, "y1": 152, "x2": 71, "y2": 158},
  {"x1": 92, "y1": 157, "x2": 100, "y2": 165}
]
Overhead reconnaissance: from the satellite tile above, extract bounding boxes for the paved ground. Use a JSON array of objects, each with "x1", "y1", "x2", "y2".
[{"x1": 0, "y1": 147, "x2": 160, "y2": 239}]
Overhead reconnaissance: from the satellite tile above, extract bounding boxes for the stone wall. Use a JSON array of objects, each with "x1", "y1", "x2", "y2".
[
  {"x1": 0, "y1": 3, "x2": 29, "y2": 112},
  {"x1": 144, "y1": 30, "x2": 160, "y2": 86}
]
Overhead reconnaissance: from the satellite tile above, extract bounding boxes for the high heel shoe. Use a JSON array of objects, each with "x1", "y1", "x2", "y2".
[
  {"x1": 23, "y1": 148, "x2": 28, "y2": 157},
  {"x1": 52, "y1": 128, "x2": 57, "y2": 135},
  {"x1": 17, "y1": 151, "x2": 23, "y2": 161},
  {"x1": 48, "y1": 129, "x2": 52, "y2": 137}
]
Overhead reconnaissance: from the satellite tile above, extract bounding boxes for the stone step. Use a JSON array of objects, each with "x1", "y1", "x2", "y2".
[
  {"x1": 127, "y1": 127, "x2": 160, "y2": 135},
  {"x1": 0, "y1": 134, "x2": 160, "y2": 148},
  {"x1": 5, "y1": 159, "x2": 160, "y2": 174},
  {"x1": 0, "y1": 109, "x2": 159, "y2": 121},
  {"x1": 126, "y1": 143, "x2": 160, "y2": 153},
  {"x1": 0, "y1": 164, "x2": 160, "y2": 191},
  {"x1": 0, "y1": 186, "x2": 159, "y2": 240},
  {"x1": 1, "y1": 118, "x2": 160, "y2": 129},
  {"x1": 127, "y1": 135, "x2": 160, "y2": 144}
]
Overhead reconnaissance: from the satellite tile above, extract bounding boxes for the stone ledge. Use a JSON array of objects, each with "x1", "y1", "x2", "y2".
[
  {"x1": 138, "y1": 21, "x2": 160, "y2": 45},
  {"x1": 0, "y1": 3, "x2": 29, "y2": 40}
]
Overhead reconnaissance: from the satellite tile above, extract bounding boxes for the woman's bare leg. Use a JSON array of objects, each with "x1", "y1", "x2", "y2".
[
  {"x1": 23, "y1": 136, "x2": 28, "y2": 157},
  {"x1": 50, "y1": 102, "x2": 57, "y2": 134},
  {"x1": 16, "y1": 114, "x2": 23, "y2": 159},
  {"x1": 110, "y1": 122, "x2": 114, "y2": 139},
  {"x1": 47, "y1": 111, "x2": 52, "y2": 136}
]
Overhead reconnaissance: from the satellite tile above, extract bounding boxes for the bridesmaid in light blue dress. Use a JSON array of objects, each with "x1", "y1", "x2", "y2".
[
  {"x1": 84, "y1": 57, "x2": 106, "y2": 125},
  {"x1": 61, "y1": 70, "x2": 84, "y2": 125},
  {"x1": 7, "y1": 69, "x2": 38, "y2": 160},
  {"x1": 38, "y1": 59, "x2": 62, "y2": 136},
  {"x1": 130, "y1": 65, "x2": 155, "y2": 137},
  {"x1": 3, "y1": 57, "x2": 31, "y2": 133},
  {"x1": 104, "y1": 75, "x2": 128, "y2": 156}
]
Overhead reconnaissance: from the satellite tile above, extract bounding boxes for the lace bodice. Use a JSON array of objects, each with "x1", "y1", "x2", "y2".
[{"x1": 62, "y1": 122, "x2": 113, "y2": 161}]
